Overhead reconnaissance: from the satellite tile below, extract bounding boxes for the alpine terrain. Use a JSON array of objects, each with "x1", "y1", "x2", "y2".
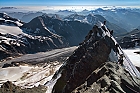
[
  {"x1": 0, "y1": 13, "x2": 68, "y2": 61},
  {"x1": 0, "y1": 12, "x2": 140, "y2": 93},
  {"x1": 47, "y1": 21, "x2": 140, "y2": 93}
]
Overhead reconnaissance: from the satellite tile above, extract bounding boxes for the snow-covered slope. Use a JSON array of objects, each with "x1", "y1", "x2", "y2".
[
  {"x1": 0, "y1": 25, "x2": 23, "y2": 35},
  {"x1": 123, "y1": 48, "x2": 140, "y2": 67},
  {"x1": 0, "y1": 46, "x2": 76, "y2": 88},
  {"x1": 0, "y1": 13, "x2": 68, "y2": 61}
]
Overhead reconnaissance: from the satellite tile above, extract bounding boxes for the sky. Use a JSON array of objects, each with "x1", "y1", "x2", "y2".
[{"x1": 0, "y1": 0, "x2": 140, "y2": 6}]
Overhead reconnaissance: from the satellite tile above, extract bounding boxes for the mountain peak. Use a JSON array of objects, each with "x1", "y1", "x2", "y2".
[{"x1": 47, "y1": 21, "x2": 140, "y2": 93}]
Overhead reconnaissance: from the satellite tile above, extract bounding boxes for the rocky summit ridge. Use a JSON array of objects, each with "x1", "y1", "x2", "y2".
[{"x1": 48, "y1": 21, "x2": 140, "y2": 93}]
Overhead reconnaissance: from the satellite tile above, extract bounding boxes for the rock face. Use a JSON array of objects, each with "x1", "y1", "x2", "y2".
[
  {"x1": 22, "y1": 14, "x2": 92, "y2": 46},
  {"x1": 51, "y1": 21, "x2": 140, "y2": 93},
  {"x1": 72, "y1": 62, "x2": 140, "y2": 93},
  {"x1": 52, "y1": 32, "x2": 111, "y2": 93},
  {"x1": 23, "y1": 14, "x2": 127, "y2": 46}
]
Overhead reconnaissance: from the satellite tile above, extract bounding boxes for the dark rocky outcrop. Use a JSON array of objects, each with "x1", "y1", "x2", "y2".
[
  {"x1": 72, "y1": 62, "x2": 140, "y2": 93},
  {"x1": 22, "y1": 15, "x2": 92, "y2": 46},
  {"x1": 52, "y1": 35, "x2": 111, "y2": 93},
  {"x1": 51, "y1": 22, "x2": 140, "y2": 93},
  {"x1": 134, "y1": 51, "x2": 140, "y2": 54},
  {"x1": 2, "y1": 63, "x2": 13, "y2": 68}
]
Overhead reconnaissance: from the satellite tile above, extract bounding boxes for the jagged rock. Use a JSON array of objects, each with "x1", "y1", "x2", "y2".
[
  {"x1": 52, "y1": 35, "x2": 111, "y2": 93},
  {"x1": 50, "y1": 21, "x2": 140, "y2": 93},
  {"x1": 134, "y1": 51, "x2": 140, "y2": 54},
  {"x1": 72, "y1": 62, "x2": 140, "y2": 93},
  {"x1": 136, "y1": 66, "x2": 140, "y2": 72}
]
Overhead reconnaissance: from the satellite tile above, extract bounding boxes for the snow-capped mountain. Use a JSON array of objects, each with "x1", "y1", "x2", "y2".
[
  {"x1": 22, "y1": 14, "x2": 92, "y2": 46},
  {"x1": 0, "y1": 13, "x2": 140, "y2": 93},
  {"x1": 1, "y1": 12, "x2": 128, "y2": 61},
  {"x1": 12, "y1": 13, "x2": 127, "y2": 47},
  {"x1": 0, "y1": 13, "x2": 68, "y2": 60},
  {"x1": 47, "y1": 21, "x2": 140, "y2": 93},
  {"x1": 0, "y1": 13, "x2": 24, "y2": 26}
]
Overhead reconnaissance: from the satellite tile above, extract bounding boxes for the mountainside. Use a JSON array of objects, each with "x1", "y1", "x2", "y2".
[
  {"x1": 48, "y1": 21, "x2": 140, "y2": 93},
  {"x1": 116, "y1": 27, "x2": 140, "y2": 48},
  {"x1": 1, "y1": 7, "x2": 140, "y2": 32},
  {"x1": 0, "y1": 13, "x2": 68, "y2": 61},
  {"x1": 22, "y1": 14, "x2": 127, "y2": 47},
  {"x1": 22, "y1": 14, "x2": 92, "y2": 46},
  {"x1": 0, "y1": 15, "x2": 140, "y2": 93},
  {"x1": 72, "y1": 62, "x2": 140, "y2": 93}
]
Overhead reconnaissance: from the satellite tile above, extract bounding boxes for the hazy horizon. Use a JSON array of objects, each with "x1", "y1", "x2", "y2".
[
  {"x1": 1, "y1": 5, "x2": 140, "y2": 13},
  {"x1": 0, "y1": 0, "x2": 140, "y2": 6}
]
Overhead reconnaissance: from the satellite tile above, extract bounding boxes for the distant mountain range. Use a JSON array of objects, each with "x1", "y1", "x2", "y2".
[
  {"x1": 83, "y1": 8, "x2": 140, "y2": 31},
  {"x1": 64, "y1": 13, "x2": 127, "y2": 35}
]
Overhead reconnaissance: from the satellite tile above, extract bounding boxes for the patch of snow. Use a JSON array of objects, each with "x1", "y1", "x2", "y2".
[
  {"x1": 96, "y1": 21, "x2": 103, "y2": 28},
  {"x1": 45, "y1": 73, "x2": 61, "y2": 93},
  {"x1": 0, "y1": 18, "x2": 5, "y2": 20},
  {"x1": 109, "y1": 49, "x2": 118, "y2": 62},
  {"x1": 0, "y1": 66, "x2": 33, "y2": 82},
  {"x1": 0, "y1": 25, "x2": 23, "y2": 35},
  {"x1": 15, "y1": 21, "x2": 23, "y2": 26}
]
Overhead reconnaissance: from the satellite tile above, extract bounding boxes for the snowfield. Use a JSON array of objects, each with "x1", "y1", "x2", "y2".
[
  {"x1": 123, "y1": 48, "x2": 140, "y2": 67},
  {"x1": 0, "y1": 66, "x2": 33, "y2": 83},
  {"x1": 0, "y1": 46, "x2": 77, "y2": 88},
  {"x1": 0, "y1": 25, "x2": 23, "y2": 35},
  {"x1": 0, "y1": 63, "x2": 62, "y2": 88}
]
